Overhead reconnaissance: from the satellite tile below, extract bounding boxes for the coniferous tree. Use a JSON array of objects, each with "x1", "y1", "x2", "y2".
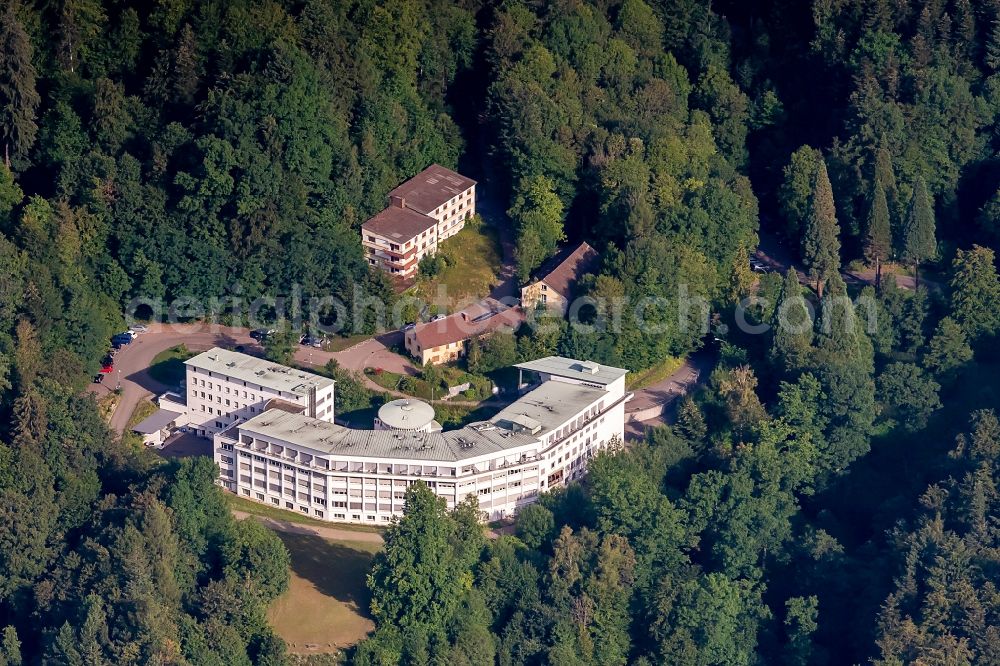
[
  {"x1": 0, "y1": 2, "x2": 39, "y2": 169},
  {"x1": 0, "y1": 626, "x2": 20, "y2": 666},
  {"x1": 863, "y1": 180, "x2": 891, "y2": 289},
  {"x1": 770, "y1": 269, "x2": 813, "y2": 373},
  {"x1": 800, "y1": 159, "x2": 841, "y2": 297},
  {"x1": 900, "y1": 176, "x2": 936, "y2": 288},
  {"x1": 949, "y1": 245, "x2": 1000, "y2": 340},
  {"x1": 986, "y1": 17, "x2": 1000, "y2": 70},
  {"x1": 924, "y1": 317, "x2": 972, "y2": 379},
  {"x1": 873, "y1": 145, "x2": 899, "y2": 222}
]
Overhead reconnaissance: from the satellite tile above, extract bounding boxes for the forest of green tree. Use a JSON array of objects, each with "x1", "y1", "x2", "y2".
[{"x1": 1, "y1": 0, "x2": 999, "y2": 663}]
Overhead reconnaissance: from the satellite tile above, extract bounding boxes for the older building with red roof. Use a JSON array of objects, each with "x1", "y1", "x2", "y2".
[
  {"x1": 404, "y1": 298, "x2": 524, "y2": 365},
  {"x1": 520, "y1": 242, "x2": 600, "y2": 314}
]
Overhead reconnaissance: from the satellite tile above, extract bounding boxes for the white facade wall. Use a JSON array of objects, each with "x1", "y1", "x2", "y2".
[
  {"x1": 213, "y1": 371, "x2": 626, "y2": 525},
  {"x1": 427, "y1": 185, "x2": 476, "y2": 241},
  {"x1": 186, "y1": 365, "x2": 335, "y2": 437}
]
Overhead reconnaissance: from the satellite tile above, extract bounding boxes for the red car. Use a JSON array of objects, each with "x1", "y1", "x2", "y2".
[{"x1": 100, "y1": 363, "x2": 113, "y2": 374}]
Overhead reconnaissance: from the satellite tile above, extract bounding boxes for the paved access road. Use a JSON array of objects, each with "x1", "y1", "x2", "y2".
[
  {"x1": 97, "y1": 324, "x2": 260, "y2": 434},
  {"x1": 97, "y1": 322, "x2": 419, "y2": 435},
  {"x1": 624, "y1": 350, "x2": 715, "y2": 440}
]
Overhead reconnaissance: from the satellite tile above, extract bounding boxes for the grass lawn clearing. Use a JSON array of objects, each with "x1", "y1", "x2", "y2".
[
  {"x1": 149, "y1": 345, "x2": 195, "y2": 385},
  {"x1": 225, "y1": 494, "x2": 385, "y2": 534},
  {"x1": 126, "y1": 399, "x2": 158, "y2": 429},
  {"x1": 268, "y1": 532, "x2": 378, "y2": 654},
  {"x1": 325, "y1": 334, "x2": 371, "y2": 352},
  {"x1": 626, "y1": 356, "x2": 684, "y2": 390},
  {"x1": 408, "y1": 218, "x2": 502, "y2": 307}
]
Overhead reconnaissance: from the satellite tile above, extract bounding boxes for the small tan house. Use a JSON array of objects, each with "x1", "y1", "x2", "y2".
[
  {"x1": 404, "y1": 299, "x2": 524, "y2": 365},
  {"x1": 520, "y1": 242, "x2": 600, "y2": 314}
]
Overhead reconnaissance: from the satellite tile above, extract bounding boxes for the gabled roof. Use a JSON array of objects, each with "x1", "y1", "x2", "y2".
[
  {"x1": 528, "y1": 242, "x2": 600, "y2": 299},
  {"x1": 361, "y1": 205, "x2": 437, "y2": 241},
  {"x1": 388, "y1": 164, "x2": 477, "y2": 214},
  {"x1": 411, "y1": 298, "x2": 523, "y2": 350}
]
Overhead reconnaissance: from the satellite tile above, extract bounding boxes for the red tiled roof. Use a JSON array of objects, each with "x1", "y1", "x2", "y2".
[
  {"x1": 389, "y1": 164, "x2": 477, "y2": 215},
  {"x1": 362, "y1": 205, "x2": 437, "y2": 241},
  {"x1": 412, "y1": 299, "x2": 523, "y2": 350},
  {"x1": 532, "y1": 242, "x2": 600, "y2": 298}
]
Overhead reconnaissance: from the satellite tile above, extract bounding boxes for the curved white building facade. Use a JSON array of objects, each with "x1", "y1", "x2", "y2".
[{"x1": 212, "y1": 355, "x2": 630, "y2": 525}]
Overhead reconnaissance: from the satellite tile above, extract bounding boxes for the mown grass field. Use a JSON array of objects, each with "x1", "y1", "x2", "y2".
[
  {"x1": 408, "y1": 218, "x2": 503, "y2": 307},
  {"x1": 149, "y1": 345, "x2": 195, "y2": 385},
  {"x1": 268, "y1": 532, "x2": 380, "y2": 655},
  {"x1": 225, "y1": 494, "x2": 385, "y2": 534}
]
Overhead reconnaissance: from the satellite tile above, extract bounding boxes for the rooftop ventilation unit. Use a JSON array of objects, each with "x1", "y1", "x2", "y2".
[{"x1": 578, "y1": 361, "x2": 600, "y2": 374}]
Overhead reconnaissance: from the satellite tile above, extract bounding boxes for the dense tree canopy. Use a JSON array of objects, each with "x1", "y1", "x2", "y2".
[{"x1": 0, "y1": 0, "x2": 999, "y2": 664}]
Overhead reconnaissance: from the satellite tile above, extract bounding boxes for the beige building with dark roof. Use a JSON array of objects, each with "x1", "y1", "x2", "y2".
[
  {"x1": 361, "y1": 164, "x2": 477, "y2": 278},
  {"x1": 520, "y1": 242, "x2": 600, "y2": 313}
]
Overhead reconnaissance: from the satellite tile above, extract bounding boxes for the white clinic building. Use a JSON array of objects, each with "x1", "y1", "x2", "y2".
[
  {"x1": 213, "y1": 356, "x2": 630, "y2": 524},
  {"x1": 184, "y1": 347, "x2": 336, "y2": 437}
]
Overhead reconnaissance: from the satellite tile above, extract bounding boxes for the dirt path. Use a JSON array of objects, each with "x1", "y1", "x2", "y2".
[
  {"x1": 232, "y1": 510, "x2": 385, "y2": 544},
  {"x1": 754, "y1": 233, "x2": 938, "y2": 292}
]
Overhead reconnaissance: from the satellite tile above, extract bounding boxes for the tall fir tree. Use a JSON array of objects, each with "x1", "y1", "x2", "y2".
[
  {"x1": 800, "y1": 159, "x2": 841, "y2": 297},
  {"x1": 900, "y1": 176, "x2": 936, "y2": 288},
  {"x1": 0, "y1": 2, "x2": 39, "y2": 169},
  {"x1": 770, "y1": 269, "x2": 814, "y2": 374},
  {"x1": 873, "y1": 145, "x2": 899, "y2": 221},
  {"x1": 863, "y1": 180, "x2": 892, "y2": 289}
]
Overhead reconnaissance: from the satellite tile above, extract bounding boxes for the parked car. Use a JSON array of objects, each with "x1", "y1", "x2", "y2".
[
  {"x1": 101, "y1": 355, "x2": 114, "y2": 367},
  {"x1": 99, "y1": 364, "x2": 113, "y2": 374},
  {"x1": 92, "y1": 373, "x2": 104, "y2": 384},
  {"x1": 112, "y1": 333, "x2": 133, "y2": 345},
  {"x1": 128, "y1": 324, "x2": 149, "y2": 334},
  {"x1": 300, "y1": 335, "x2": 323, "y2": 348},
  {"x1": 250, "y1": 328, "x2": 274, "y2": 342}
]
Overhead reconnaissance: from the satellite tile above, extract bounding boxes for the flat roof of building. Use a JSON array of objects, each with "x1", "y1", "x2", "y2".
[
  {"x1": 388, "y1": 164, "x2": 476, "y2": 214},
  {"x1": 186, "y1": 348, "x2": 335, "y2": 396},
  {"x1": 514, "y1": 356, "x2": 628, "y2": 385},
  {"x1": 133, "y1": 408, "x2": 182, "y2": 434},
  {"x1": 411, "y1": 299, "x2": 524, "y2": 350},
  {"x1": 492, "y1": 381, "x2": 609, "y2": 436},
  {"x1": 361, "y1": 205, "x2": 437, "y2": 242},
  {"x1": 237, "y1": 409, "x2": 540, "y2": 462}
]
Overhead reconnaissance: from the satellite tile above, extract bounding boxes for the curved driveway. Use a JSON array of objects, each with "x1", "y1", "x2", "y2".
[{"x1": 99, "y1": 323, "x2": 481, "y2": 435}]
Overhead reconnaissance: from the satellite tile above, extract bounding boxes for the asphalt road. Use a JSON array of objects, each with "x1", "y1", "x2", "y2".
[{"x1": 100, "y1": 322, "x2": 496, "y2": 436}]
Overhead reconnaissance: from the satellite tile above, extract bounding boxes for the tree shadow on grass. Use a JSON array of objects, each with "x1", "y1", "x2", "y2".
[{"x1": 274, "y1": 532, "x2": 376, "y2": 609}]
